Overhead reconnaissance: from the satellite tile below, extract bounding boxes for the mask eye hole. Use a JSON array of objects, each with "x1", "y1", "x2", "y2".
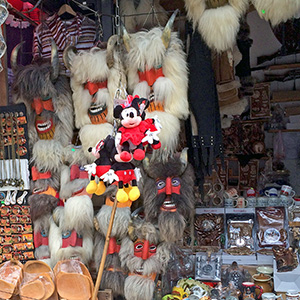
[
  {"x1": 134, "y1": 242, "x2": 143, "y2": 251},
  {"x1": 149, "y1": 245, "x2": 157, "y2": 252},
  {"x1": 156, "y1": 180, "x2": 165, "y2": 189},
  {"x1": 171, "y1": 178, "x2": 180, "y2": 187},
  {"x1": 62, "y1": 231, "x2": 71, "y2": 239}
]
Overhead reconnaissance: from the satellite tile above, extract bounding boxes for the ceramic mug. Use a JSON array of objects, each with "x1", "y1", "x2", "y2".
[
  {"x1": 234, "y1": 197, "x2": 248, "y2": 208},
  {"x1": 265, "y1": 188, "x2": 278, "y2": 197},
  {"x1": 242, "y1": 282, "x2": 263, "y2": 300},
  {"x1": 286, "y1": 290, "x2": 300, "y2": 300},
  {"x1": 226, "y1": 188, "x2": 239, "y2": 199},
  {"x1": 262, "y1": 293, "x2": 283, "y2": 300},
  {"x1": 247, "y1": 188, "x2": 256, "y2": 198},
  {"x1": 268, "y1": 196, "x2": 279, "y2": 207},
  {"x1": 281, "y1": 185, "x2": 295, "y2": 197},
  {"x1": 224, "y1": 196, "x2": 234, "y2": 207},
  {"x1": 247, "y1": 197, "x2": 257, "y2": 208},
  {"x1": 257, "y1": 196, "x2": 268, "y2": 207},
  {"x1": 279, "y1": 195, "x2": 292, "y2": 207}
]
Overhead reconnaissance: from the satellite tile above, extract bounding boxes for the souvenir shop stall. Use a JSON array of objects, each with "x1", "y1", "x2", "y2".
[{"x1": 0, "y1": 0, "x2": 300, "y2": 299}]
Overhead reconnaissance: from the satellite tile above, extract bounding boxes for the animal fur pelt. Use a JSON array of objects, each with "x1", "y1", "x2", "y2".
[
  {"x1": 140, "y1": 150, "x2": 195, "y2": 243},
  {"x1": 119, "y1": 220, "x2": 170, "y2": 300},
  {"x1": 64, "y1": 39, "x2": 126, "y2": 161},
  {"x1": 49, "y1": 195, "x2": 94, "y2": 266},
  {"x1": 251, "y1": 0, "x2": 300, "y2": 27},
  {"x1": 94, "y1": 233, "x2": 126, "y2": 297},
  {"x1": 123, "y1": 14, "x2": 189, "y2": 160},
  {"x1": 185, "y1": 0, "x2": 249, "y2": 52},
  {"x1": 120, "y1": 0, "x2": 168, "y2": 33},
  {"x1": 28, "y1": 193, "x2": 58, "y2": 267}
]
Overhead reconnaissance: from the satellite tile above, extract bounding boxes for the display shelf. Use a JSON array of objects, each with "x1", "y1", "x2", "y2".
[
  {"x1": 273, "y1": 259, "x2": 300, "y2": 292},
  {"x1": 257, "y1": 253, "x2": 274, "y2": 265},
  {"x1": 267, "y1": 63, "x2": 300, "y2": 71},
  {"x1": 222, "y1": 253, "x2": 257, "y2": 265},
  {"x1": 225, "y1": 208, "x2": 255, "y2": 214},
  {"x1": 271, "y1": 91, "x2": 300, "y2": 103},
  {"x1": 195, "y1": 207, "x2": 225, "y2": 214},
  {"x1": 268, "y1": 129, "x2": 300, "y2": 133}
]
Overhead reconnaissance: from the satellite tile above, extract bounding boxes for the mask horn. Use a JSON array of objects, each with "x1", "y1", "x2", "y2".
[
  {"x1": 10, "y1": 42, "x2": 24, "y2": 74},
  {"x1": 121, "y1": 24, "x2": 131, "y2": 53},
  {"x1": 180, "y1": 147, "x2": 188, "y2": 174},
  {"x1": 161, "y1": 9, "x2": 179, "y2": 49},
  {"x1": 106, "y1": 35, "x2": 118, "y2": 69},
  {"x1": 142, "y1": 156, "x2": 150, "y2": 172},
  {"x1": 50, "y1": 39, "x2": 59, "y2": 82},
  {"x1": 63, "y1": 45, "x2": 77, "y2": 70}
]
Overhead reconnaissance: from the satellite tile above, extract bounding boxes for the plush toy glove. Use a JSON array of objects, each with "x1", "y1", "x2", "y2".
[
  {"x1": 142, "y1": 130, "x2": 160, "y2": 144},
  {"x1": 84, "y1": 163, "x2": 97, "y2": 175},
  {"x1": 100, "y1": 169, "x2": 119, "y2": 184},
  {"x1": 153, "y1": 115, "x2": 162, "y2": 132}
]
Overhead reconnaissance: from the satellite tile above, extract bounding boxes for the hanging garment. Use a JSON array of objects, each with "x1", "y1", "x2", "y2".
[
  {"x1": 186, "y1": 24, "x2": 223, "y2": 183},
  {"x1": 32, "y1": 13, "x2": 96, "y2": 73}
]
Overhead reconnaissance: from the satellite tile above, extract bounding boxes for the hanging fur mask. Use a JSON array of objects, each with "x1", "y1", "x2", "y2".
[
  {"x1": 122, "y1": 10, "x2": 189, "y2": 160},
  {"x1": 140, "y1": 149, "x2": 195, "y2": 243},
  {"x1": 251, "y1": 0, "x2": 300, "y2": 27},
  {"x1": 119, "y1": 219, "x2": 170, "y2": 300},
  {"x1": 28, "y1": 194, "x2": 58, "y2": 267},
  {"x1": 185, "y1": 0, "x2": 249, "y2": 52},
  {"x1": 63, "y1": 35, "x2": 126, "y2": 162},
  {"x1": 49, "y1": 195, "x2": 94, "y2": 267},
  {"x1": 11, "y1": 41, "x2": 74, "y2": 171},
  {"x1": 120, "y1": 0, "x2": 168, "y2": 33}
]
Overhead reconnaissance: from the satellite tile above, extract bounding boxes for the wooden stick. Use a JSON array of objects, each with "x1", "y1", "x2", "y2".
[{"x1": 92, "y1": 196, "x2": 118, "y2": 300}]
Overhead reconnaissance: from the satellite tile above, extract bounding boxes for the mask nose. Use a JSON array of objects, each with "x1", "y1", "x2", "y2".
[
  {"x1": 142, "y1": 240, "x2": 150, "y2": 260},
  {"x1": 165, "y1": 177, "x2": 172, "y2": 195},
  {"x1": 129, "y1": 112, "x2": 134, "y2": 118}
]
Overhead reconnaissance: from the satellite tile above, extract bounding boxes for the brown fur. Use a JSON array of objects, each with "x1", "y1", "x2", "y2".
[{"x1": 28, "y1": 194, "x2": 58, "y2": 221}]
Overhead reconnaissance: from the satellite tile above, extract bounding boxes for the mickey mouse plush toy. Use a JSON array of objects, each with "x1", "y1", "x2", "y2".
[{"x1": 113, "y1": 95, "x2": 161, "y2": 163}]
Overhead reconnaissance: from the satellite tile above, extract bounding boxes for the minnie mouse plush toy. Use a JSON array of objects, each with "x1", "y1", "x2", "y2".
[{"x1": 113, "y1": 95, "x2": 161, "y2": 163}]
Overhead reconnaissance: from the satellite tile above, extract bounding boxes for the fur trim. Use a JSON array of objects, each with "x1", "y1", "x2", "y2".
[
  {"x1": 146, "y1": 111, "x2": 180, "y2": 161},
  {"x1": 198, "y1": 5, "x2": 241, "y2": 52},
  {"x1": 69, "y1": 47, "x2": 124, "y2": 128},
  {"x1": 35, "y1": 246, "x2": 51, "y2": 263},
  {"x1": 95, "y1": 205, "x2": 131, "y2": 238},
  {"x1": 101, "y1": 269, "x2": 126, "y2": 297},
  {"x1": 251, "y1": 0, "x2": 300, "y2": 26},
  {"x1": 33, "y1": 214, "x2": 52, "y2": 234},
  {"x1": 31, "y1": 140, "x2": 64, "y2": 172},
  {"x1": 126, "y1": 29, "x2": 189, "y2": 120},
  {"x1": 59, "y1": 164, "x2": 89, "y2": 199},
  {"x1": 185, "y1": 0, "x2": 248, "y2": 52},
  {"x1": 120, "y1": 0, "x2": 168, "y2": 33},
  {"x1": 48, "y1": 219, "x2": 62, "y2": 267},
  {"x1": 79, "y1": 123, "x2": 114, "y2": 163},
  {"x1": 62, "y1": 145, "x2": 89, "y2": 166},
  {"x1": 61, "y1": 195, "x2": 94, "y2": 232},
  {"x1": 30, "y1": 170, "x2": 60, "y2": 191},
  {"x1": 28, "y1": 194, "x2": 58, "y2": 221},
  {"x1": 124, "y1": 274, "x2": 155, "y2": 300}
]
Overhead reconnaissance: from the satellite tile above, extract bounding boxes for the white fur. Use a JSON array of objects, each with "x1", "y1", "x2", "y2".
[
  {"x1": 79, "y1": 123, "x2": 114, "y2": 163},
  {"x1": 126, "y1": 29, "x2": 189, "y2": 120},
  {"x1": 251, "y1": 0, "x2": 300, "y2": 26},
  {"x1": 198, "y1": 5, "x2": 241, "y2": 52},
  {"x1": 62, "y1": 145, "x2": 89, "y2": 166},
  {"x1": 124, "y1": 274, "x2": 155, "y2": 300},
  {"x1": 31, "y1": 140, "x2": 64, "y2": 172},
  {"x1": 69, "y1": 47, "x2": 123, "y2": 128},
  {"x1": 96, "y1": 205, "x2": 131, "y2": 238},
  {"x1": 145, "y1": 111, "x2": 180, "y2": 161},
  {"x1": 185, "y1": 0, "x2": 249, "y2": 52},
  {"x1": 62, "y1": 195, "x2": 94, "y2": 232},
  {"x1": 49, "y1": 217, "x2": 62, "y2": 267}
]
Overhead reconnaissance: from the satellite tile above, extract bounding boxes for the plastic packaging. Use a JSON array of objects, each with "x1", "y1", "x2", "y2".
[{"x1": 195, "y1": 251, "x2": 222, "y2": 281}]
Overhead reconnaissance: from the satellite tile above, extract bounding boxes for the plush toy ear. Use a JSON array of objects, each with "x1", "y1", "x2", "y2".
[
  {"x1": 114, "y1": 105, "x2": 123, "y2": 119},
  {"x1": 138, "y1": 98, "x2": 149, "y2": 117}
]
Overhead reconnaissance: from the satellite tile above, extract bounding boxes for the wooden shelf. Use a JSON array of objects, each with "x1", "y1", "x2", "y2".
[
  {"x1": 268, "y1": 129, "x2": 300, "y2": 133},
  {"x1": 267, "y1": 63, "x2": 300, "y2": 70},
  {"x1": 271, "y1": 90, "x2": 300, "y2": 103}
]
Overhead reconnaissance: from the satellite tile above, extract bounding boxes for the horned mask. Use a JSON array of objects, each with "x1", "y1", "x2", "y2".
[
  {"x1": 122, "y1": 11, "x2": 189, "y2": 160},
  {"x1": 141, "y1": 149, "x2": 195, "y2": 243},
  {"x1": 119, "y1": 219, "x2": 170, "y2": 300},
  {"x1": 63, "y1": 36, "x2": 126, "y2": 162}
]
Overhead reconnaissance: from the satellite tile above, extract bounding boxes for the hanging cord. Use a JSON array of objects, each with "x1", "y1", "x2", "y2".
[
  {"x1": 95, "y1": 11, "x2": 103, "y2": 43},
  {"x1": 141, "y1": 0, "x2": 162, "y2": 28}
]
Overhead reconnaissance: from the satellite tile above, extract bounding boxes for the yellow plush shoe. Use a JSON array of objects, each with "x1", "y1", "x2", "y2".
[
  {"x1": 128, "y1": 186, "x2": 140, "y2": 201},
  {"x1": 116, "y1": 188, "x2": 129, "y2": 203},
  {"x1": 124, "y1": 185, "x2": 132, "y2": 195},
  {"x1": 86, "y1": 180, "x2": 97, "y2": 194},
  {"x1": 95, "y1": 181, "x2": 106, "y2": 196}
]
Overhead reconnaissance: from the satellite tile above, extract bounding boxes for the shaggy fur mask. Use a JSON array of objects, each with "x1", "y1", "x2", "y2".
[
  {"x1": 49, "y1": 195, "x2": 94, "y2": 266},
  {"x1": 119, "y1": 220, "x2": 170, "y2": 300},
  {"x1": 122, "y1": 13, "x2": 189, "y2": 160},
  {"x1": 64, "y1": 38, "x2": 126, "y2": 162},
  {"x1": 185, "y1": 0, "x2": 249, "y2": 52},
  {"x1": 140, "y1": 151, "x2": 195, "y2": 243}
]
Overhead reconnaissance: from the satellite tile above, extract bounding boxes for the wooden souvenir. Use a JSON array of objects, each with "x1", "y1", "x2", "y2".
[
  {"x1": 238, "y1": 160, "x2": 259, "y2": 191},
  {"x1": 250, "y1": 83, "x2": 271, "y2": 119}
]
